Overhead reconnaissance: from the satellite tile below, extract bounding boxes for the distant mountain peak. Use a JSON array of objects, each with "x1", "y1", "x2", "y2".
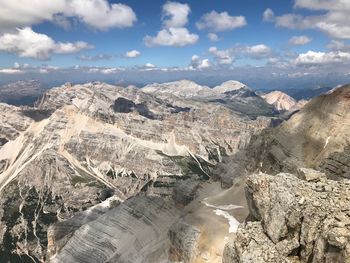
[
  {"x1": 213, "y1": 80, "x2": 247, "y2": 94},
  {"x1": 142, "y1": 79, "x2": 210, "y2": 98},
  {"x1": 142, "y1": 79, "x2": 250, "y2": 99},
  {"x1": 262, "y1": 90, "x2": 297, "y2": 112}
]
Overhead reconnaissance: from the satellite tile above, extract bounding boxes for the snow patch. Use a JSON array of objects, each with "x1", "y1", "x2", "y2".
[
  {"x1": 214, "y1": 209, "x2": 240, "y2": 233},
  {"x1": 324, "y1": 136, "x2": 331, "y2": 149}
]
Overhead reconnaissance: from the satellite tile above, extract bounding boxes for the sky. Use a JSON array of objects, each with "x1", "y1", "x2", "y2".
[{"x1": 1, "y1": 0, "x2": 350, "y2": 89}]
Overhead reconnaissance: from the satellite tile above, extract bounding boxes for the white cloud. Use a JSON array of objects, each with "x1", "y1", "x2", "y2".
[
  {"x1": 144, "y1": 27, "x2": 198, "y2": 47},
  {"x1": 162, "y1": 2, "x2": 190, "y2": 28},
  {"x1": 0, "y1": 0, "x2": 137, "y2": 32},
  {"x1": 56, "y1": 41, "x2": 92, "y2": 54},
  {"x1": 0, "y1": 68, "x2": 23, "y2": 74},
  {"x1": 145, "y1": 63, "x2": 156, "y2": 68},
  {"x1": 263, "y1": 8, "x2": 274, "y2": 22},
  {"x1": 144, "y1": 2, "x2": 198, "y2": 47},
  {"x1": 245, "y1": 44, "x2": 272, "y2": 59},
  {"x1": 267, "y1": 1, "x2": 350, "y2": 40},
  {"x1": 288, "y1": 35, "x2": 312, "y2": 45},
  {"x1": 191, "y1": 55, "x2": 211, "y2": 69},
  {"x1": 327, "y1": 40, "x2": 350, "y2": 52},
  {"x1": 39, "y1": 68, "x2": 49, "y2": 74},
  {"x1": 208, "y1": 44, "x2": 272, "y2": 65},
  {"x1": 196, "y1": 11, "x2": 247, "y2": 32},
  {"x1": 100, "y1": 67, "x2": 124, "y2": 74},
  {"x1": 296, "y1": 50, "x2": 350, "y2": 65},
  {"x1": 0, "y1": 27, "x2": 92, "y2": 59},
  {"x1": 294, "y1": 0, "x2": 350, "y2": 11},
  {"x1": 207, "y1": 33, "x2": 219, "y2": 42},
  {"x1": 67, "y1": 0, "x2": 137, "y2": 30},
  {"x1": 125, "y1": 50, "x2": 141, "y2": 58},
  {"x1": 209, "y1": 47, "x2": 234, "y2": 65}
]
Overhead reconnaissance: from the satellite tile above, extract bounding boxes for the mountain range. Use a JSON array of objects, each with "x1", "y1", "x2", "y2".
[{"x1": 0, "y1": 80, "x2": 348, "y2": 262}]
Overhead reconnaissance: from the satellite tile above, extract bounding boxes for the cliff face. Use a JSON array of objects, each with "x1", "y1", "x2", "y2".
[
  {"x1": 0, "y1": 82, "x2": 271, "y2": 261},
  {"x1": 223, "y1": 170, "x2": 350, "y2": 263},
  {"x1": 245, "y1": 85, "x2": 350, "y2": 176}
]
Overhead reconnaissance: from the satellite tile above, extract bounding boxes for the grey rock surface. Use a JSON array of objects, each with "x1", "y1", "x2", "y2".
[
  {"x1": 224, "y1": 171, "x2": 350, "y2": 263},
  {"x1": 168, "y1": 220, "x2": 201, "y2": 263},
  {"x1": 50, "y1": 196, "x2": 178, "y2": 263}
]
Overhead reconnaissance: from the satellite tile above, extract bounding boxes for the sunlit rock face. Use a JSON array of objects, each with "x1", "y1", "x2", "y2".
[
  {"x1": 244, "y1": 85, "x2": 350, "y2": 176},
  {"x1": 0, "y1": 82, "x2": 271, "y2": 261}
]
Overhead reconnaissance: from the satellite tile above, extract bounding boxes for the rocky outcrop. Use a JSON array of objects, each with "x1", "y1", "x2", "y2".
[
  {"x1": 168, "y1": 220, "x2": 201, "y2": 262},
  {"x1": 172, "y1": 179, "x2": 200, "y2": 206},
  {"x1": 224, "y1": 170, "x2": 350, "y2": 263},
  {"x1": 320, "y1": 146, "x2": 350, "y2": 180}
]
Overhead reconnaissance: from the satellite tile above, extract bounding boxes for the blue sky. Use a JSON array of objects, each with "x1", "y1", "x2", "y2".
[{"x1": 1, "y1": 0, "x2": 350, "y2": 89}]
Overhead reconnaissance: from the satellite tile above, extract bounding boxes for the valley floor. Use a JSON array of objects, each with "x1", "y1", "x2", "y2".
[{"x1": 182, "y1": 178, "x2": 248, "y2": 262}]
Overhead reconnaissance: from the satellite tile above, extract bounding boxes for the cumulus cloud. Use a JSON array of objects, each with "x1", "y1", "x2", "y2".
[
  {"x1": 209, "y1": 47, "x2": 234, "y2": 65},
  {"x1": 0, "y1": 27, "x2": 92, "y2": 60},
  {"x1": 296, "y1": 50, "x2": 350, "y2": 65},
  {"x1": 162, "y1": 2, "x2": 190, "y2": 28},
  {"x1": 144, "y1": 1, "x2": 198, "y2": 47},
  {"x1": 208, "y1": 44, "x2": 272, "y2": 65},
  {"x1": 294, "y1": 0, "x2": 349, "y2": 11},
  {"x1": 327, "y1": 40, "x2": 350, "y2": 52},
  {"x1": 144, "y1": 27, "x2": 198, "y2": 47},
  {"x1": 266, "y1": 1, "x2": 350, "y2": 40},
  {"x1": 288, "y1": 35, "x2": 312, "y2": 45},
  {"x1": 66, "y1": 0, "x2": 137, "y2": 30},
  {"x1": 263, "y1": 8, "x2": 275, "y2": 22},
  {"x1": 191, "y1": 55, "x2": 211, "y2": 69},
  {"x1": 207, "y1": 33, "x2": 219, "y2": 42},
  {"x1": 196, "y1": 11, "x2": 247, "y2": 32},
  {"x1": 0, "y1": 0, "x2": 137, "y2": 32},
  {"x1": 245, "y1": 44, "x2": 272, "y2": 59},
  {"x1": 125, "y1": 50, "x2": 141, "y2": 58}
]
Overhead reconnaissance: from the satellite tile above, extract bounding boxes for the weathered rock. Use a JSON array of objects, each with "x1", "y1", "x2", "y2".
[
  {"x1": 297, "y1": 168, "x2": 327, "y2": 182},
  {"x1": 320, "y1": 146, "x2": 350, "y2": 180},
  {"x1": 172, "y1": 179, "x2": 200, "y2": 206},
  {"x1": 168, "y1": 220, "x2": 201, "y2": 262},
  {"x1": 50, "y1": 196, "x2": 179, "y2": 263},
  {"x1": 223, "y1": 221, "x2": 292, "y2": 263},
  {"x1": 224, "y1": 171, "x2": 350, "y2": 263}
]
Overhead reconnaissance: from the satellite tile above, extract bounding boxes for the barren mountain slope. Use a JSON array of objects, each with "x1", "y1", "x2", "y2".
[
  {"x1": 0, "y1": 82, "x2": 271, "y2": 262},
  {"x1": 246, "y1": 85, "x2": 350, "y2": 176}
]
